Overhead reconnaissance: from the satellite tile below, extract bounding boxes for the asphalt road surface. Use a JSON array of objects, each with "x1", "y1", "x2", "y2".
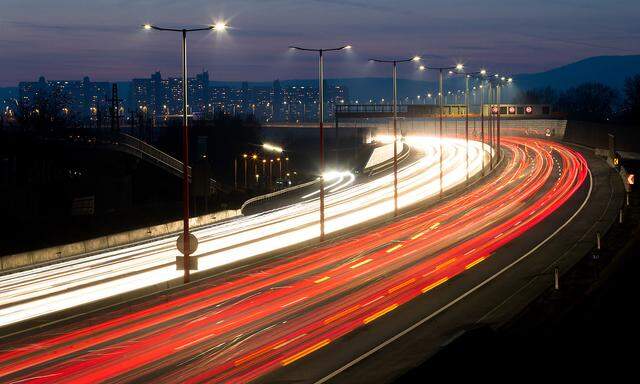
[{"x1": 0, "y1": 137, "x2": 594, "y2": 383}]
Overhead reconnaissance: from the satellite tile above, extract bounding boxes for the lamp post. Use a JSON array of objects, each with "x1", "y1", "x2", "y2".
[
  {"x1": 269, "y1": 159, "x2": 274, "y2": 190},
  {"x1": 143, "y1": 21, "x2": 227, "y2": 284},
  {"x1": 289, "y1": 44, "x2": 351, "y2": 241},
  {"x1": 479, "y1": 83, "x2": 486, "y2": 173},
  {"x1": 252, "y1": 154, "x2": 258, "y2": 186},
  {"x1": 370, "y1": 55, "x2": 421, "y2": 217},
  {"x1": 419, "y1": 63, "x2": 464, "y2": 194},
  {"x1": 451, "y1": 69, "x2": 487, "y2": 181},
  {"x1": 243, "y1": 153, "x2": 248, "y2": 189},
  {"x1": 487, "y1": 75, "x2": 512, "y2": 166}
]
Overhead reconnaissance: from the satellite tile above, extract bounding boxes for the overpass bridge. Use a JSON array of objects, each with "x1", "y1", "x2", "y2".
[{"x1": 56, "y1": 131, "x2": 226, "y2": 193}]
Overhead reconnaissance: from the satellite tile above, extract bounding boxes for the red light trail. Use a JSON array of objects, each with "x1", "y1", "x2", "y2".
[{"x1": 0, "y1": 138, "x2": 588, "y2": 384}]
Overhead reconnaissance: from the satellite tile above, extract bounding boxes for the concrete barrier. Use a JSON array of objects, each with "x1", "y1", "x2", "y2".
[
  {"x1": 594, "y1": 147, "x2": 633, "y2": 193},
  {"x1": 0, "y1": 209, "x2": 241, "y2": 273}
]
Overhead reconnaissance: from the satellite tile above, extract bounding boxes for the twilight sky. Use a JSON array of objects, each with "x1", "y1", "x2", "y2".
[{"x1": 1, "y1": 0, "x2": 639, "y2": 86}]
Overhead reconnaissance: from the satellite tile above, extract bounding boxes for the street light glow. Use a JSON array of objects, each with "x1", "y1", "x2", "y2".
[
  {"x1": 345, "y1": 45, "x2": 352, "y2": 50},
  {"x1": 456, "y1": 63, "x2": 464, "y2": 71},
  {"x1": 263, "y1": 143, "x2": 284, "y2": 153},
  {"x1": 412, "y1": 55, "x2": 421, "y2": 62},
  {"x1": 143, "y1": 24, "x2": 152, "y2": 30},
  {"x1": 213, "y1": 22, "x2": 228, "y2": 31},
  {"x1": 480, "y1": 69, "x2": 487, "y2": 75},
  {"x1": 419, "y1": 65, "x2": 426, "y2": 71}
]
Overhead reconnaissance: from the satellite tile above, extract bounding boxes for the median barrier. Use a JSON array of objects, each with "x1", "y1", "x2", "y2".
[{"x1": 0, "y1": 209, "x2": 241, "y2": 273}]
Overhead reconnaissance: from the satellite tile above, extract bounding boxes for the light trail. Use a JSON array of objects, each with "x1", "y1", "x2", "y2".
[
  {"x1": 0, "y1": 138, "x2": 588, "y2": 384},
  {"x1": 0, "y1": 137, "x2": 487, "y2": 328}
]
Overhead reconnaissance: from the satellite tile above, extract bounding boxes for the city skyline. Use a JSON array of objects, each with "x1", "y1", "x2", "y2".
[{"x1": 1, "y1": 0, "x2": 639, "y2": 86}]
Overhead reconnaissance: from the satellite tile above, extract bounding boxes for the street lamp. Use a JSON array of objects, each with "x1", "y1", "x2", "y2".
[
  {"x1": 143, "y1": 21, "x2": 228, "y2": 283},
  {"x1": 289, "y1": 44, "x2": 351, "y2": 241},
  {"x1": 242, "y1": 153, "x2": 248, "y2": 189},
  {"x1": 370, "y1": 55, "x2": 421, "y2": 216},
  {"x1": 449, "y1": 69, "x2": 488, "y2": 181},
  {"x1": 419, "y1": 63, "x2": 464, "y2": 194},
  {"x1": 263, "y1": 142, "x2": 284, "y2": 153},
  {"x1": 494, "y1": 75, "x2": 513, "y2": 162}
]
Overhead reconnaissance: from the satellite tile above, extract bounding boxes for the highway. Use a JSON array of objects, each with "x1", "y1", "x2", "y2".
[
  {"x1": 0, "y1": 137, "x2": 588, "y2": 383},
  {"x1": 0, "y1": 136, "x2": 487, "y2": 328}
]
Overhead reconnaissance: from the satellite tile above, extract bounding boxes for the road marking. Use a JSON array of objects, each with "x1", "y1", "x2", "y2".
[
  {"x1": 435, "y1": 259, "x2": 456, "y2": 270},
  {"x1": 429, "y1": 222, "x2": 441, "y2": 230},
  {"x1": 363, "y1": 304, "x2": 399, "y2": 324},
  {"x1": 234, "y1": 343, "x2": 276, "y2": 366},
  {"x1": 314, "y1": 167, "x2": 593, "y2": 384},
  {"x1": 388, "y1": 278, "x2": 416, "y2": 294},
  {"x1": 411, "y1": 231, "x2": 426, "y2": 240},
  {"x1": 350, "y1": 259, "x2": 373, "y2": 269},
  {"x1": 282, "y1": 339, "x2": 332, "y2": 366},
  {"x1": 324, "y1": 306, "x2": 360, "y2": 325},
  {"x1": 386, "y1": 244, "x2": 403, "y2": 253},
  {"x1": 274, "y1": 333, "x2": 306, "y2": 350},
  {"x1": 282, "y1": 296, "x2": 307, "y2": 308},
  {"x1": 465, "y1": 257, "x2": 486, "y2": 270},
  {"x1": 421, "y1": 277, "x2": 449, "y2": 293},
  {"x1": 314, "y1": 276, "x2": 330, "y2": 284}
]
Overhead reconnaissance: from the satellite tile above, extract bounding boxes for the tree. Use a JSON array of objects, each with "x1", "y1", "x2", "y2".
[
  {"x1": 622, "y1": 74, "x2": 640, "y2": 121},
  {"x1": 514, "y1": 86, "x2": 558, "y2": 105},
  {"x1": 557, "y1": 82, "x2": 618, "y2": 122}
]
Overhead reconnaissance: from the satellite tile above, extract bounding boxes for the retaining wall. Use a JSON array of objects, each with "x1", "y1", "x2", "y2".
[{"x1": 0, "y1": 209, "x2": 240, "y2": 273}]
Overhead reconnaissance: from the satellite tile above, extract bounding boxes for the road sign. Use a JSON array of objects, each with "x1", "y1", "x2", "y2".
[
  {"x1": 508, "y1": 106, "x2": 516, "y2": 114},
  {"x1": 525, "y1": 106, "x2": 533, "y2": 114},
  {"x1": 176, "y1": 233, "x2": 198, "y2": 255},
  {"x1": 491, "y1": 106, "x2": 498, "y2": 114}
]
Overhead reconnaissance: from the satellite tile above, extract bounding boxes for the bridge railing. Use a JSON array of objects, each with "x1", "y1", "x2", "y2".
[
  {"x1": 240, "y1": 179, "x2": 320, "y2": 214},
  {"x1": 117, "y1": 133, "x2": 187, "y2": 176}
]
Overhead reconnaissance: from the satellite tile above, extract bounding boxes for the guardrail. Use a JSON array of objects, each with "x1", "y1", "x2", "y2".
[{"x1": 240, "y1": 179, "x2": 320, "y2": 213}]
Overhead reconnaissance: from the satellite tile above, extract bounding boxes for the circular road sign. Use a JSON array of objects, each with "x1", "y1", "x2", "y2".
[{"x1": 177, "y1": 233, "x2": 199, "y2": 255}]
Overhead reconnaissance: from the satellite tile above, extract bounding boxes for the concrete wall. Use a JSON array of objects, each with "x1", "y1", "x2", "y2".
[
  {"x1": 0, "y1": 209, "x2": 241, "y2": 273},
  {"x1": 348, "y1": 118, "x2": 567, "y2": 140},
  {"x1": 565, "y1": 121, "x2": 640, "y2": 152}
]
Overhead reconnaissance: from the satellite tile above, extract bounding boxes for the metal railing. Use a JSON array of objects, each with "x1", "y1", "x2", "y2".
[
  {"x1": 240, "y1": 179, "x2": 320, "y2": 213},
  {"x1": 118, "y1": 133, "x2": 188, "y2": 177}
]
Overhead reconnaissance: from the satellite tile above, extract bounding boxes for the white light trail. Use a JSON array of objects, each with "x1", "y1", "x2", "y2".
[{"x1": 0, "y1": 136, "x2": 490, "y2": 327}]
